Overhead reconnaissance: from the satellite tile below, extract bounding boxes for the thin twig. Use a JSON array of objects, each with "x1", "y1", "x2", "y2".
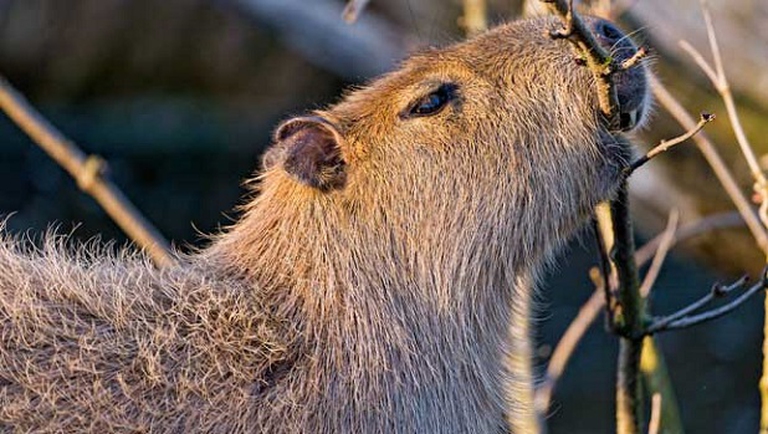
[
  {"x1": 0, "y1": 76, "x2": 175, "y2": 267},
  {"x1": 536, "y1": 4, "x2": 673, "y2": 431},
  {"x1": 621, "y1": 46, "x2": 649, "y2": 71},
  {"x1": 677, "y1": 5, "x2": 768, "y2": 427},
  {"x1": 638, "y1": 210, "x2": 679, "y2": 297},
  {"x1": 595, "y1": 184, "x2": 645, "y2": 434},
  {"x1": 342, "y1": 0, "x2": 371, "y2": 23},
  {"x1": 460, "y1": 0, "x2": 488, "y2": 37},
  {"x1": 645, "y1": 275, "x2": 749, "y2": 334},
  {"x1": 651, "y1": 76, "x2": 768, "y2": 254},
  {"x1": 648, "y1": 393, "x2": 662, "y2": 434},
  {"x1": 701, "y1": 1, "x2": 765, "y2": 187},
  {"x1": 535, "y1": 211, "x2": 745, "y2": 413},
  {"x1": 679, "y1": 0, "x2": 768, "y2": 229},
  {"x1": 646, "y1": 273, "x2": 765, "y2": 334},
  {"x1": 541, "y1": 0, "x2": 621, "y2": 126},
  {"x1": 629, "y1": 112, "x2": 715, "y2": 173},
  {"x1": 635, "y1": 211, "x2": 744, "y2": 265}
]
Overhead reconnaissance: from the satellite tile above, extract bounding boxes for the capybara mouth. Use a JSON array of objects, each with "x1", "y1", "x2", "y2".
[{"x1": 588, "y1": 18, "x2": 649, "y2": 132}]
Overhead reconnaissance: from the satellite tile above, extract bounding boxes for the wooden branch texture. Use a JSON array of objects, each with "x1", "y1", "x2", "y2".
[{"x1": 0, "y1": 77, "x2": 175, "y2": 267}]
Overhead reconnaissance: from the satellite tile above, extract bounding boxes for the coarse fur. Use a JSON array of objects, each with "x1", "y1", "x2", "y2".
[{"x1": 0, "y1": 16, "x2": 648, "y2": 433}]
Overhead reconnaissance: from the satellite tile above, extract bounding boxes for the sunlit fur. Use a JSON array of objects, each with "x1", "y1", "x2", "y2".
[{"x1": 0, "y1": 17, "x2": 645, "y2": 433}]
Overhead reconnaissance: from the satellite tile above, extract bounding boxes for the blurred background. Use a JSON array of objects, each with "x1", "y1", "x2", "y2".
[{"x1": 0, "y1": 0, "x2": 766, "y2": 432}]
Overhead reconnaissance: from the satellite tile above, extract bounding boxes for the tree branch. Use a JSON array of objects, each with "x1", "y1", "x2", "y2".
[
  {"x1": 595, "y1": 184, "x2": 646, "y2": 434},
  {"x1": 671, "y1": 4, "x2": 768, "y2": 427},
  {"x1": 646, "y1": 273, "x2": 763, "y2": 334},
  {"x1": 535, "y1": 210, "x2": 746, "y2": 416},
  {"x1": 460, "y1": 0, "x2": 488, "y2": 37},
  {"x1": 538, "y1": 3, "x2": 674, "y2": 431},
  {"x1": 648, "y1": 393, "x2": 662, "y2": 434},
  {"x1": 651, "y1": 76, "x2": 768, "y2": 255},
  {"x1": 680, "y1": 1, "x2": 767, "y2": 201},
  {"x1": 541, "y1": 0, "x2": 622, "y2": 128},
  {"x1": 629, "y1": 112, "x2": 715, "y2": 173},
  {"x1": 638, "y1": 210, "x2": 679, "y2": 297},
  {"x1": 0, "y1": 76, "x2": 175, "y2": 267}
]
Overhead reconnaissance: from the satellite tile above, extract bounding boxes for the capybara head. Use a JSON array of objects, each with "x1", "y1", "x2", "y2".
[
  {"x1": 241, "y1": 16, "x2": 648, "y2": 280},
  {"x1": 256, "y1": 17, "x2": 648, "y2": 272}
]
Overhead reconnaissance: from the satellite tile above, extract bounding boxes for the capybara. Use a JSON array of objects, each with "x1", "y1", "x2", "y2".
[{"x1": 0, "y1": 16, "x2": 648, "y2": 434}]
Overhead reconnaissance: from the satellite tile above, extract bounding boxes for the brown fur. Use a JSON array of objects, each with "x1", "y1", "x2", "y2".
[{"x1": 0, "y1": 17, "x2": 647, "y2": 433}]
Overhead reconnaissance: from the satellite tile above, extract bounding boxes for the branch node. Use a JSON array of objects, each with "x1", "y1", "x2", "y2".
[
  {"x1": 599, "y1": 57, "x2": 615, "y2": 76},
  {"x1": 645, "y1": 270, "x2": 765, "y2": 335},
  {"x1": 628, "y1": 111, "x2": 715, "y2": 173},
  {"x1": 76, "y1": 155, "x2": 107, "y2": 191},
  {"x1": 711, "y1": 282, "x2": 727, "y2": 297},
  {"x1": 544, "y1": 0, "x2": 575, "y2": 39},
  {"x1": 620, "y1": 46, "x2": 648, "y2": 71}
]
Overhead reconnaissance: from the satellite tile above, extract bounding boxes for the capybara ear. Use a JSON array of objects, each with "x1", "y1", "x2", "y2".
[{"x1": 265, "y1": 116, "x2": 347, "y2": 191}]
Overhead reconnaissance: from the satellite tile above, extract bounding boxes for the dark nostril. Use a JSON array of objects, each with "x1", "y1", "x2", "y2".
[
  {"x1": 619, "y1": 112, "x2": 633, "y2": 130},
  {"x1": 593, "y1": 21, "x2": 623, "y2": 45}
]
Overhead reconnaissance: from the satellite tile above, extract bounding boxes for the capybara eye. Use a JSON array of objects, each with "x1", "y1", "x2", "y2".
[{"x1": 402, "y1": 83, "x2": 458, "y2": 118}]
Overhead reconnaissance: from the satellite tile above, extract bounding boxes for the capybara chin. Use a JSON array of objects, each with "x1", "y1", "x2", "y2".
[{"x1": 0, "y1": 16, "x2": 648, "y2": 434}]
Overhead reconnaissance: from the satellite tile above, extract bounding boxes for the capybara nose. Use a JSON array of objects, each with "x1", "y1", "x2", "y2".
[
  {"x1": 589, "y1": 19, "x2": 625, "y2": 49},
  {"x1": 583, "y1": 17, "x2": 649, "y2": 131}
]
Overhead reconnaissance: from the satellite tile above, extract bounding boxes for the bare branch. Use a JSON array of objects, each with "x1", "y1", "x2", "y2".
[
  {"x1": 460, "y1": 0, "x2": 488, "y2": 37},
  {"x1": 645, "y1": 274, "x2": 759, "y2": 335},
  {"x1": 648, "y1": 393, "x2": 662, "y2": 434},
  {"x1": 651, "y1": 76, "x2": 768, "y2": 254},
  {"x1": 342, "y1": 0, "x2": 371, "y2": 23},
  {"x1": 638, "y1": 210, "x2": 679, "y2": 298},
  {"x1": 594, "y1": 185, "x2": 645, "y2": 434},
  {"x1": 536, "y1": 211, "x2": 744, "y2": 415},
  {"x1": 0, "y1": 76, "x2": 175, "y2": 267},
  {"x1": 540, "y1": 0, "x2": 621, "y2": 126},
  {"x1": 620, "y1": 46, "x2": 649, "y2": 71},
  {"x1": 629, "y1": 112, "x2": 715, "y2": 173},
  {"x1": 653, "y1": 276, "x2": 748, "y2": 329},
  {"x1": 679, "y1": 0, "x2": 768, "y2": 229},
  {"x1": 699, "y1": 0, "x2": 725, "y2": 83},
  {"x1": 682, "y1": 5, "x2": 768, "y2": 430},
  {"x1": 635, "y1": 211, "x2": 744, "y2": 266},
  {"x1": 674, "y1": 7, "x2": 768, "y2": 423}
]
